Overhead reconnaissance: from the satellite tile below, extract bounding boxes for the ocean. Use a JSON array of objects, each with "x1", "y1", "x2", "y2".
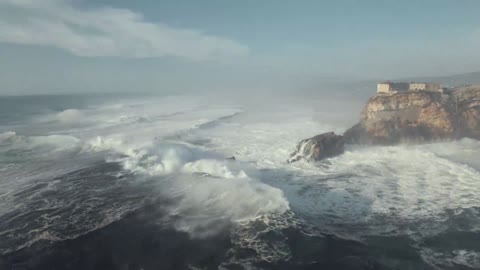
[{"x1": 0, "y1": 93, "x2": 479, "y2": 270}]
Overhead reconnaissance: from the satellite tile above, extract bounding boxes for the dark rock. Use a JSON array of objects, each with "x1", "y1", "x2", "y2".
[{"x1": 288, "y1": 132, "x2": 344, "y2": 163}]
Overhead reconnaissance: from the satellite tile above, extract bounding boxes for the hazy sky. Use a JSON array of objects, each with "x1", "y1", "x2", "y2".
[{"x1": 0, "y1": 0, "x2": 480, "y2": 95}]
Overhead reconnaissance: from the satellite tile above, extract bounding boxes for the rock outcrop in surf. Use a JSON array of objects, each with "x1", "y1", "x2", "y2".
[{"x1": 288, "y1": 132, "x2": 344, "y2": 163}]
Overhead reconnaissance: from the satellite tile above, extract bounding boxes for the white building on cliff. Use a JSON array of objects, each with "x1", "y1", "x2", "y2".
[
  {"x1": 409, "y1": 82, "x2": 442, "y2": 91},
  {"x1": 377, "y1": 82, "x2": 409, "y2": 94},
  {"x1": 377, "y1": 81, "x2": 442, "y2": 94}
]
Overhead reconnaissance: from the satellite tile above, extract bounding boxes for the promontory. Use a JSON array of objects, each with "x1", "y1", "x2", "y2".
[{"x1": 289, "y1": 83, "x2": 480, "y2": 162}]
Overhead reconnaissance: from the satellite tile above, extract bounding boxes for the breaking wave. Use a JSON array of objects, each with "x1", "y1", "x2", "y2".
[
  {"x1": 0, "y1": 131, "x2": 82, "y2": 161},
  {"x1": 87, "y1": 136, "x2": 290, "y2": 237}
]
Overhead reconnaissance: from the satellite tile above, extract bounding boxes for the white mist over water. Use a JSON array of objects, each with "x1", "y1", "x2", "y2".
[{"x1": 1, "y1": 93, "x2": 479, "y2": 268}]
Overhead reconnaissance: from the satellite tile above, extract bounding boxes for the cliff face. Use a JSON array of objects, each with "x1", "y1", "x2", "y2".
[
  {"x1": 456, "y1": 86, "x2": 480, "y2": 139},
  {"x1": 345, "y1": 86, "x2": 480, "y2": 145}
]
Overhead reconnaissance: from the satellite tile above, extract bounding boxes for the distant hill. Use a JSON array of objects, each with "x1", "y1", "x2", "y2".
[{"x1": 402, "y1": 71, "x2": 480, "y2": 88}]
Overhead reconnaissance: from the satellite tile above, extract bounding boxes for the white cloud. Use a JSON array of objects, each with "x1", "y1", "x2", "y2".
[{"x1": 0, "y1": 0, "x2": 248, "y2": 60}]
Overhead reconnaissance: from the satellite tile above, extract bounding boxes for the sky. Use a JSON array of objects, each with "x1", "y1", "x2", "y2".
[{"x1": 0, "y1": 0, "x2": 479, "y2": 95}]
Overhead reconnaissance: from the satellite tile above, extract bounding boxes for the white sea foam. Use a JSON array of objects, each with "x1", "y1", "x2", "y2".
[
  {"x1": 56, "y1": 109, "x2": 84, "y2": 123},
  {"x1": 422, "y1": 248, "x2": 480, "y2": 269},
  {"x1": 223, "y1": 212, "x2": 299, "y2": 268},
  {"x1": 85, "y1": 136, "x2": 290, "y2": 236},
  {"x1": 0, "y1": 131, "x2": 16, "y2": 143},
  {"x1": 35, "y1": 109, "x2": 86, "y2": 125},
  {"x1": 323, "y1": 143, "x2": 480, "y2": 223},
  {"x1": 166, "y1": 173, "x2": 290, "y2": 237},
  {"x1": 0, "y1": 132, "x2": 82, "y2": 159},
  {"x1": 182, "y1": 104, "x2": 480, "y2": 240}
]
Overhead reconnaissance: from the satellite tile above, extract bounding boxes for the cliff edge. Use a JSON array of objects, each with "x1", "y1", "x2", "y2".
[{"x1": 344, "y1": 86, "x2": 480, "y2": 145}]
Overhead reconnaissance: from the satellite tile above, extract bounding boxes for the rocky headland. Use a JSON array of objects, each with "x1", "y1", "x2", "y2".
[
  {"x1": 345, "y1": 85, "x2": 480, "y2": 144},
  {"x1": 289, "y1": 85, "x2": 480, "y2": 162}
]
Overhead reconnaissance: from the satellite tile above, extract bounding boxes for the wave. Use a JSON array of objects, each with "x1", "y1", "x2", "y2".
[
  {"x1": 0, "y1": 131, "x2": 82, "y2": 161},
  {"x1": 55, "y1": 109, "x2": 84, "y2": 123},
  {"x1": 86, "y1": 136, "x2": 290, "y2": 237},
  {"x1": 0, "y1": 131, "x2": 16, "y2": 143}
]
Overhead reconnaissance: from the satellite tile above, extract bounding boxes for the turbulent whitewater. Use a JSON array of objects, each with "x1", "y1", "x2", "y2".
[{"x1": 0, "y1": 94, "x2": 479, "y2": 270}]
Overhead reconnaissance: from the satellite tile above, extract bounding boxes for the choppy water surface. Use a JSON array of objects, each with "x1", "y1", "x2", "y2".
[{"x1": 0, "y1": 94, "x2": 479, "y2": 270}]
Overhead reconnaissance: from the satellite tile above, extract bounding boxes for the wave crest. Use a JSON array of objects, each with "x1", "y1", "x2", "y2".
[{"x1": 86, "y1": 136, "x2": 290, "y2": 237}]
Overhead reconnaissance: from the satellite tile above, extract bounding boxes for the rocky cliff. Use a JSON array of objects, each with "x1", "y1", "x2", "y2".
[
  {"x1": 344, "y1": 86, "x2": 480, "y2": 144},
  {"x1": 455, "y1": 85, "x2": 480, "y2": 139},
  {"x1": 289, "y1": 85, "x2": 480, "y2": 162}
]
